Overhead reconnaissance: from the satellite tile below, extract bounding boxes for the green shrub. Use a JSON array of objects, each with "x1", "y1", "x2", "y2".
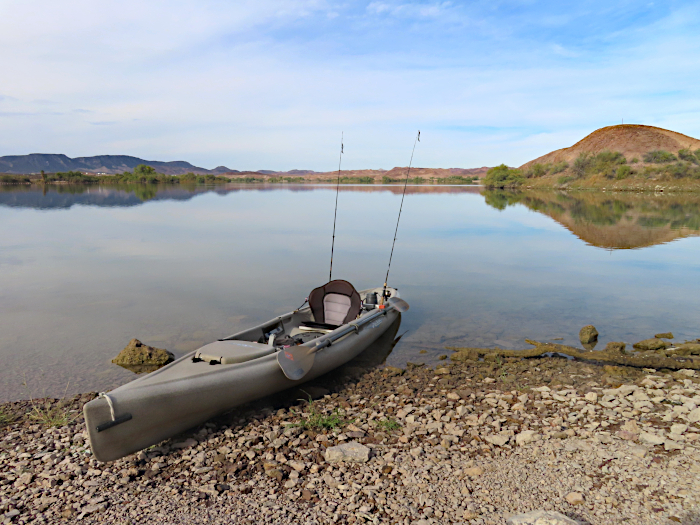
[
  {"x1": 678, "y1": 149, "x2": 698, "y2": 164},
  {"x1": 615, "y1": 165, "x2": 632, "y2": 180},
  {"x1": 483, "y1": 164, "x2": 524, "y2": 188},
  {"x1": 557, "y1": 175, "x2": 573, "y2": 185},
  {"x1": 551, "y1": 161, "x2": 568, "y2": 174},
  {"x1": 572, "y1": 153, "x2": 591, "y2": 178},
  {"x1": 644, "y1": 150, "x2": 677, "y2": 163},
  {"x1": 528, "y1": 163, "x2": 547, "y2": 178},
  {"x1": 695, "y1": 149, "x2": 700, "y2": 162},
  {"x1": 630, "y1": 157, "x2": 639, "y2": 164}
]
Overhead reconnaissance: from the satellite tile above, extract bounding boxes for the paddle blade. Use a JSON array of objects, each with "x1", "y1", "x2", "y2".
[
  {"x1": 388, "y1": 297, "x2": 410, "y2": 312},
  {"x1": 277, "y1": 346, "x2": 315, "y2": 381}
]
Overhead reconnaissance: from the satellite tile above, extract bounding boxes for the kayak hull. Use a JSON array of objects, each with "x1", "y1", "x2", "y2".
[{"x1": 84, "y1": 287, "x2": 400, "y2": 462}]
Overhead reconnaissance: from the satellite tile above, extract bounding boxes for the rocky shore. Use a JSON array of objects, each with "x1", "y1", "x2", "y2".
[{"x1": 1, "y1": 355, "x2": 699, "y2": 525}]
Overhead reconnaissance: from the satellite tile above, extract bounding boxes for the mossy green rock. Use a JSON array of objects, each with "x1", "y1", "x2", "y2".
[
  {"x1": 654, "y1": 332, "x2": 674, "y2": 339},
  {"x1": 632, "y1": 338, "x2": 670, "y2": 351},
  {"x1": 112, "y1": 339, "x2": 174, "y2": 367},
  {"x1": 579, "y1": 325, "x2": 599, "y2": 344}
]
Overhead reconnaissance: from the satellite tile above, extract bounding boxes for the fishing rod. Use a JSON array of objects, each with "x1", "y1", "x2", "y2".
[
  {"x1": 329, "y1": 132, "x2": 343, "y2": 282},
  {"x1": 382, "y1": 130, "x2": 420, "y2": 304}
]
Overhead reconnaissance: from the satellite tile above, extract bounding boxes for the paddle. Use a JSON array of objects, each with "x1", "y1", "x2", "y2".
[{"x1": 277, "y1": 296, "x2": 409, "y2": 380}]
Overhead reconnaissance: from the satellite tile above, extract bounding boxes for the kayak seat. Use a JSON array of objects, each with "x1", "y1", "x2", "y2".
[
  {"x1": 304, "y1": 280, "x2": 361, "y2": 330},
  {"x1": 193, "y1": 340, "x2": 276, "y2": 365}
]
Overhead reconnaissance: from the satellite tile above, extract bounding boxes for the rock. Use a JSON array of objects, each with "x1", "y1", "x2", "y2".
[
  {"x1": 112, "y1": 339, "x2": 174, "y2": 369},
  {"x1": 565, "y1": 492, "x2": 584, "y2": 505},
  {"x1": 604, "y1": 342, "x2": 626, "y2": 353},
  {"x1": 686, "y1": 407, "x2": 700, "y2": 423},
  {"x1": 616, "y1": 430, "x2": 638, "y2": 441},
  {"x1": 629, "y1": 446, "x2": 647, "y2": 458},
  {"x1": 664, "y1": 440, "x2": 683, "y2": 451},
  {"x1": 515, "y1": 430, "x2": 539, "y2": 446},
  {"x1": 435, "y1": 367, "x2": 450, "y2": 375},
  {"x1": 654, "y1": 332, "x2": 673, "y2": 339},
  {"x1": 265, "y1": 469, "x2": 284, "y2": 482},
  {"x1": 484, "y1": 434, "x2": 509, "y2": 447},
  {"x1": 447, "y1": 392, "x2": 460, "y2": 400},
  {"x1": 172, "y1": 438, "x2": 198, "y2": 450},
  {"x1": 579, "y1": 325, "x2": 598, "y2": 344},
  {"x1": 671, "y1": 344, "x2": 700, "y2": 356},
  {"x1": 324, "y1": 442, "x2": 370, "y2": 463},
  {"x1": 584, "y1": 392, "x2": 598, "y2": 403},
  {"x1": 507, "y1": 509, "x2": 579, "y2": 525},
  {"x1": 383, "y1": 366, "x2": 404, "y2": 377},
  {"x1": 464, "y1": 466, "x2": 484, "y2": 478},
  {"x1": 632, "y1": 338, "x2": 670, "y2": 351},
  {"x1": 640, "y1": 432, "x2": 665, "y2": 445},
  {"x1": 301, "y1": 489, "x2": 313, "y2": 501},
  {"x1": 670, "y1": 424, "x2": 688, "y2": 435}
]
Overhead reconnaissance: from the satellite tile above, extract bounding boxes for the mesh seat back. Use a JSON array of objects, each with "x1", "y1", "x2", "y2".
[{"x1": 308, "y1": 280, "x2": 361, "y2": 327}]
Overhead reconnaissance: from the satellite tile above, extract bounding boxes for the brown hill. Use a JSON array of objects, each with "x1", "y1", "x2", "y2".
[{"x1": 520, "y1": 125, "x2": 700, "y2": 170}]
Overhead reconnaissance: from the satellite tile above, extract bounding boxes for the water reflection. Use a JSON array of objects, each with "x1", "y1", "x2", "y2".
[
  {"x1": 483, "y1": 190, "x2": 700, "y2": 249},
  {"x1": 2, "y1": 184, "x2": 700, "y2": 401}
]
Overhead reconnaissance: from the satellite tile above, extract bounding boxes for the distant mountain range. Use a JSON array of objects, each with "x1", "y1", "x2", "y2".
[
  {"x1": 0, "y1": 154, "x2": 233, "y2": 176},
  {"x1": 0, "y1": 153, "x2": 489, "y2": 180}
]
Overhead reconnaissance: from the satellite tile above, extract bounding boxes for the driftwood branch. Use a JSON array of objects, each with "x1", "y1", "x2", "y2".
[{"x1": 447, "y1": 340, "x2": 700, "y2": 370}]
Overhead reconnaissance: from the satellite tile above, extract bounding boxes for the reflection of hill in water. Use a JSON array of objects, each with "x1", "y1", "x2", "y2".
[
  {"x1": 484, "y1": 190, "x2": 700, "y2": 249},
  {"x1": 0, "y1": 183, "x2": 481, "y2": 210}
]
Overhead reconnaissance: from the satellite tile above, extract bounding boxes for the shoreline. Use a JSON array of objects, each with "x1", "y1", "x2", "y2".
[{"x1": 1, "y1": 350, "x2": 699, "y2": 524}]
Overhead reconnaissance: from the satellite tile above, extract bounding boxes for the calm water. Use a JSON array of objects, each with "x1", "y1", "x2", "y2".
[{"x1": 1, "y1": 184, "x2": 699, "y2": 402}]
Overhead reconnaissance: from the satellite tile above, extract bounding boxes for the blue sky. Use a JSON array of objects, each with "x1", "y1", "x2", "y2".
[{"x1": 1, "y1": 0, "x2": 699, "y2": 170}]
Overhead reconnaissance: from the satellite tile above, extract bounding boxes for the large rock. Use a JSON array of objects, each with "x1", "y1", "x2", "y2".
[
  {"x1": 324, "y1": 442, "x2": 370, "y2": 463},
  {"x1": 579, "y1": 325, "x2": 598, "y2": 344},
  {"x1": 632, "y1": 338, "x2": 670, "y2": 351},
  {"x1": 670, "y1": 343, "x2": 700, "y2": 356},
  {"x1": 507, "y1": 510, "x2": 579, "y2": 525},
  {"x1": 112, "y1": 339, "x2": 174, "y2": 370}
]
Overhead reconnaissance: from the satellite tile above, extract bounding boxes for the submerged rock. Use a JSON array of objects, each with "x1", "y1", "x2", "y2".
[
  {"x1": 579, "y1": 325, "x2": 598, "y2": 344},
  {"x1": 112, "y1": 339, "x2": 174, "y2": 372},
  {"x1": 632, "y1": 338, "x2": 670, "y2": 351},
  {"x1": 604, "y1": 341, "x2": 626, "y2": 353}
]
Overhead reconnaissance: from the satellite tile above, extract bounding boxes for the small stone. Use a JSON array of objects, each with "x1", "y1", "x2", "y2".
[
  {"x1": 616, "y1": 430, "x2": 638, "y2": 441},
  {"x1": 284, "y1": 479, "x2": 297, "y2": 489},
  {"x1": 484, "y1": 434, "x2": 509, "y2": 447},
  {"x1": 435, "y1": 367, "x2": 450, "y2": 375},
  {"x1": 172, "y1": 438, "x2": 198, "y2": 450},
  {"x1": 629, "y1": 446, "x2": 647, "y2": 458},
  {"x1": 287, "y1": 460, "x2": 306, "y2": 472},
  {"x1": 584, "y1": 392, "x2": 598, "y2": 403},
  {"x1": 579, "y1": 325, "x2": 598, "y2": 344},
  {"x1": 565, "y1": 492, "x2": 584, "y2": 505},
  {"x1": 654, "y1": 332, "x2": 673, "y2": 339},
  {"x1": 640, "y1": 432, "x2": 665, "y2": 446},
  {"x1": 686, "y1": 407, "x2": 700, "y2": 423},
  {"x1": 324, "y1": 442, "x2": 370, "y2": 463},
  {"x1": 664, "y1": 440, "x2": 683, "y2": 451},
  {"x1": 515, "y1": 430, "x2": 539, "y2": 446},
  {"x1": 482, "y1": 377, "x2": 496, "y2": 384},
  {"x1": 447, "y1": 392, "x2": 460, "y2": 400},
  {"x1": 266, "y1": 469, "x2": 284, "y2": 482},
  {"x1": 507, "y1": 509, "x2": 579, "y2": 525},
  {"x1": 383, "y1": 366, "x2": 404, "y2": 377},
  {"x1": 464, "y1": 466, "x2": 484, "y2": 478},
  {"x1": 670, "y1": 424, "x2": 688, "y2": 435},
  {"x1": 301, "y1": 489, "x2": 313, "y2": 501}
]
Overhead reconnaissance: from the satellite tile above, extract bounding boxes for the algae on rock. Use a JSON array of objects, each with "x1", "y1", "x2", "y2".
[{"x1": 112, "y1": 339, "x2": 174, "y2": 373}]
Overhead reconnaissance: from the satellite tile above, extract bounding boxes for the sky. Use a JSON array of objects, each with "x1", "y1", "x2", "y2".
[{"x1": 1, "y1": 0, "x2": 699, "y2": 171}]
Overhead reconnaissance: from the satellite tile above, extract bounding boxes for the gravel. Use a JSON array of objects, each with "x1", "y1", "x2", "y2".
[{"x1": 1, "y1": 356, "x2": 699, "y2": 524}]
